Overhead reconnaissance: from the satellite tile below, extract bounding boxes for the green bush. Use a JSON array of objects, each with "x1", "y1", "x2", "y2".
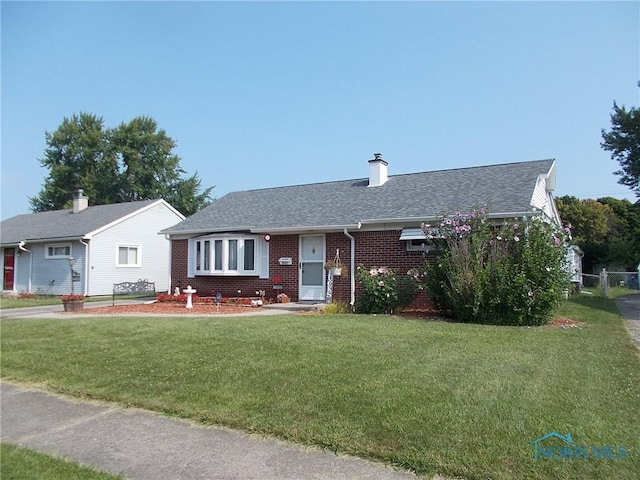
[
  {"x1": 355, "y1": 266, "x2": 424, "y2": 314},
  {"x1": 423, "y1": 208, "x2": 571, "y2": 326},
  {"x1": 355, "y1": 266, "x2": 399, "y2": 314},
  {"x1": 323, "y1": 302, "x2": 352, "y2": 314}
]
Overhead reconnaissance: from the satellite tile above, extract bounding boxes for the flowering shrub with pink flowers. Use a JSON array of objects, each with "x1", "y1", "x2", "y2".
[
  {"x1": 356, "y1": 266, "x2": 399, "y2": 314},
  {"x1": 355, "y1": 266, "x2": 425, "y2": 314},
  {"x1": 423, "y1": 207, "x2": 571, "y2": 326}
]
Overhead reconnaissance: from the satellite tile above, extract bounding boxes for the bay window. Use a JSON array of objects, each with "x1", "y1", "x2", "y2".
[{"x1": 192, "y1": 235, "x2": 260, "y2": 276}]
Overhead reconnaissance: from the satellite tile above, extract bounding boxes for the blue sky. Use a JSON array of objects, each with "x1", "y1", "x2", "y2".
[{"x1": 1, "y1": 1, "x2": 638, "y2": 221}]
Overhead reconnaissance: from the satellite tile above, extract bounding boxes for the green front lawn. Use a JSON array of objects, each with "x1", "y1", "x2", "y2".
[
  {"x1": 1, "y1": 443, "x2": 124, "y2": 480},
  {"x1": 0, "y1": 294, "x2": 153, "y2": 309},
  {"x1": 1, "y1": 297, "x2": 638, "y2": 479},
  {"x1": 0, "y1": 295, "x2": 63, "y2": 309}
]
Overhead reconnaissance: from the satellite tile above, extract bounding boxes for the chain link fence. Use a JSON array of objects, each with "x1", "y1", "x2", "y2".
[{"x1": 580, "y1": 269, "x2": 639, "y2": 297}]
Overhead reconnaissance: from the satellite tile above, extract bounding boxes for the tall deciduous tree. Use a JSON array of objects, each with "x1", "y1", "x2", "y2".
[
  {"x1": 29, "y1": 113, "x2": 120, "y2": 212},
  {"x1": 557, "y1": 195, "x2": 639, "y2": 271},
  {"x1": 30, "y1": 113, "x2": 213, "y2": 216},
  {"x1": 598, "y1": 196, "x2": 640, "y2": 270},
  {"x1": 601, "y1": 101, "x2": 640, "y2": 198}
]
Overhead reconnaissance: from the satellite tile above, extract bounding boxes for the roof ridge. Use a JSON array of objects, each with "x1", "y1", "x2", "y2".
[
  {"x1": 232, "y1": 159, "x2": 555, "y2": 194},
  {"x1": 389, "y1": 158, "x2": 555, "y2": 178}
]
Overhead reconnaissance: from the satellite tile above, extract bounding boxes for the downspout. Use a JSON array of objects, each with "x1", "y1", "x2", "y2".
[
  {"x1": 165, "y1": 234, "x2": 172, "y2": 294},
  {"x1": 79, "y1": 238, "x2": 89, "y2": 296},
  {"x1": 18, "y1": 241, "x2": 32, "y2": 293},
  {"x1": 343, "y1": 228, "x2": 356, "y2": 307}
]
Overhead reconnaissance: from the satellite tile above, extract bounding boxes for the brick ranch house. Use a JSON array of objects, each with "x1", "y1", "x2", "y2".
[{"x1": 161, "y1": 156, "x2": 561, "y2": 306}]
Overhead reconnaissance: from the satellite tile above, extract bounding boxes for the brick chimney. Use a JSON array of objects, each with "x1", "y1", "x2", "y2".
[
  {"x1": 73, "y1": 189, "x2": 88, "y2": 213},
  {"x1": 368, "y1": 153, "x2": 388, "y2": 187}
]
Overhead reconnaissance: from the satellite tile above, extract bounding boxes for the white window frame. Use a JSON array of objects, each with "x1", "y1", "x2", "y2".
[
  {"x1": 46, "y1": 243, "x2": 71, "y2": 259},
  {"x1": 406, "y1": 239, "x2": 432, "y2": 252},
  {"x1": 116, "y1": 244, "x2": 141, "y2": 267},
  {"x1": 192, "y1": 235, "x2": 259, "y2": 276},
  {"x1": 400, "y1": 228, "x2": 441, "y2": 253}
]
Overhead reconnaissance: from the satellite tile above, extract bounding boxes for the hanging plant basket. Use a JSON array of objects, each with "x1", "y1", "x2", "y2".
[{"x1": 325, "y1": 249, "x2": 345, "y2": 277}]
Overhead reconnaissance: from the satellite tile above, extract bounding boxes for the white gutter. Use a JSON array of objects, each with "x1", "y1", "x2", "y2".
[
  {"x1": 79, "y1": 238, "x2": 89, "y2": 296},
  {"x1": 358, "y1": 211, "x2": 537, "y2": 226},
  {"x1": 16, "y1": 235, "x2": 86, "y2": 243},
  {"x1": 343, "y1": 228, "x2": 356, "y2": 307},
  {"x1": 163, "y1": 224, "x2": 362, "y2": 237},
  {"x1": 18, "y1": 241, "x2": 32, "y2": 293},
  {"x1": 259, "y1": 224, "x2": 360, "y2": 234},
  {"x1": 164, "y1": 211, "x2": 541, "y2": 239}
]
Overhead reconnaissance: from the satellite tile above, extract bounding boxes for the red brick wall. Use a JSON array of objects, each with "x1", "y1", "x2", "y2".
[
  {"x1": 350, "y1": 230, "x2": 433, "y2": 309},
  {"x1": 268, "y1": 235, "x2": 299, "y2": 300},
  {"x1": 170, "y1": 231, "x2": 433, "y2": 307},
  {"x1": 170, "y1": 237, "x2": 300, "y2": 302}
]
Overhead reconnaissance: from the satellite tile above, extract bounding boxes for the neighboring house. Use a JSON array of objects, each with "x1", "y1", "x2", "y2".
[
  {"x1": 162, "y1": 155, "x2": 562, "y2": 305},
  {"x1": 566, "y1": 244, "x2": 584, "y2": 287},
  {"x1": 1, "y1": 191, "x2": 185, "y2": 296}
]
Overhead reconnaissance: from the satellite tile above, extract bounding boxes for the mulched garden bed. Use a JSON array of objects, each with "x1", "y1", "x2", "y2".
[
  {"x1": 85, "y1": 302, "x2": 263, "y2": 315},
  {"x1": 549, "y1": 317, "x2": 585, "y2": 328},
  {"x1": 81, "y1": 303, "x2": 585, "y2": 327}
]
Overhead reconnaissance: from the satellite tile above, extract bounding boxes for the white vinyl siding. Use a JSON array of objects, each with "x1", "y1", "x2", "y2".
[{"x1": 85, "y1": 201, "x2": 183, "y2": 294}]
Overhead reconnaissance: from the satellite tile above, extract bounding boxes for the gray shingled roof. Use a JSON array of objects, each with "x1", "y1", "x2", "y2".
[
  {"x1": 163, "y1": 159, "x2": 555, "y2": 234},
  {"x1": 0, "y1": 200, "x2": 160, "y2": 245}
]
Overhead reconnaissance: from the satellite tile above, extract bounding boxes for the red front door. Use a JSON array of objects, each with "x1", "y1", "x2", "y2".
[{"x1": 3, "y1": 248, "x2": 15, "y2": 290}]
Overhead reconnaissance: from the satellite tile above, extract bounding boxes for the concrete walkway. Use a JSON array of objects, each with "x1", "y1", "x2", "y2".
[
  {"x1": 0, "y1": 299, "x2": 324, "y2": 320},
  {"x1": 616, "y1": 293, "x2": 640, "y2": 350},
  {"x1": 1, "y1": 382, "x2": 419, "y2": 480},
  {"x1": 1, "y1": 301, "x2": 423, "y2": 479}
]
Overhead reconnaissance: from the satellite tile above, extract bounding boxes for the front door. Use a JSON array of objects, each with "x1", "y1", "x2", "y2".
[
  {"x1": 299, "y1": 235, "x2": 325, "y2": 301},
  {"x1": 3, "y1": 248, "x2": 15, "y2": 291}
]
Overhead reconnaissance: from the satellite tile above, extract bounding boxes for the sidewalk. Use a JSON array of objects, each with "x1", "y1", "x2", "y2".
[
  {"x1": 0, "y1": 299, "x2": 324, "y2": 319},
  {"x1": 0, "y1": 299, "x2": 146, "y2": 319},
  {"x1": 1, "y1": 382, "x2": 419, "y2": 480},
  {"x1": 616, "y1": 293, "x2": 640, "y2": 349}
]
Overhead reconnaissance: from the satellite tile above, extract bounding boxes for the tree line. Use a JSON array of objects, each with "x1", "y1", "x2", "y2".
[{"x1": 557, "y1": 196, "x2": 639, "y2": 272}]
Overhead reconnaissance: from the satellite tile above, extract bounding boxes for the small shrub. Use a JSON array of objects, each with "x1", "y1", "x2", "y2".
[
  {"x1": 355, "y1": 266, "x2": 399, "y2": 314},
  {"x1": 323, "y1": 302, "x2": 352, "y2": 314},
  {"x1": 397, "y1": 268, "x2": 427, "y2": 308},
  {"x1": 355, "y1": 266, "x2": 426, "y2": 314},
  {"x1": 156, "y1": 293, "x2": 197, "y2": 303}
]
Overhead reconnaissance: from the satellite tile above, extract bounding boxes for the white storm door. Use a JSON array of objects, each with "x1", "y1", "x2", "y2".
[{"x1": 299, "y1": 235, "x2": 325, "y2": 301}]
